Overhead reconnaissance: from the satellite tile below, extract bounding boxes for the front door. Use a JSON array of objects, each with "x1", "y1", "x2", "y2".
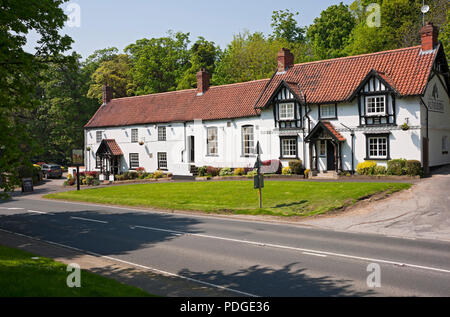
[
  {"x1": 326, "y1": 140, "x2": 335, "y2": 171},
  {"x1": 189, "y1": 136, "x2": 195, "y2": 163}
]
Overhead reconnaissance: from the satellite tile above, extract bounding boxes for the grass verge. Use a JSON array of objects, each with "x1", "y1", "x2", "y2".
[
  {"x1": 45, "y1": 181, "x2": 411, "y2": 217},
  {"x1": 0, "y1": 244, "x2": 153, "y2": 297}
]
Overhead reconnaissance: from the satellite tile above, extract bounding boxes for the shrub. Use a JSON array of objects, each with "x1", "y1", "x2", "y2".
[
  {"x1": 197, "y1": 166, "x2": 208, "y2": 177},
  {"x1": 153, "y1": 170, "x2": 164, "y2": 179},
  {"x1": 405, "y1": 160, "x2": 422, "y2": 176},
  {"x1": 136, "y1": 167, "x2": 146, "y2": 173},
  {"x1": 92, "y1": 179, "x2": 100, "y2": 186},
  {"x1": 233, "y1": 168, "x2": 245, "y2": 176},
  {"x1": 115, "y1": 175, "x2": 124, "y2": 181},
  {"x1": 67, "y1": 173, "x2": 73, "y2": 180},
  {"x1": 387, "y1": 159, "x2": 407, "y2": 176},
  {"x1": 206, "y1": 166, "x2": 221, "y2": 177},
  {"x1": 356, "y1": 161, "x2": 377, "y2": 175},
  {"x1": 219, "y1": 167, "x2": 233, "y2": 176},
  {"x1": 86, "y1": 176, "x2": 94, "y2": 186},
  {"x1": 373, "y1": 165, "x2": 387, "y2": 175},
  {"x1": 288, "y1": 160, "x2": 304, "y2": 175},
  {"x1": 247, "y1": 169, "x2": 258, "y2": 176},
  {"x1": 282, "y1": 166, "x2": 292, "y2": 175},
  {"x1": 67, "y1": 178, "x2": 75, "y2": 186}
]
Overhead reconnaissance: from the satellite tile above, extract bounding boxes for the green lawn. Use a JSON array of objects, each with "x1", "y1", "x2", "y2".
[
  {"x1": 0, "y1": 245, "x2": 153, "y2": 297},
  {"x1": 45, "y1": 181, "x2": 411, "y2": 217}
]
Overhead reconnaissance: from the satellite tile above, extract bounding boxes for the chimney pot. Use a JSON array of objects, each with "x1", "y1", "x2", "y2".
[
  {"x1": 277, "y1": 48, "x2": 294, "y2": 73},
  {"x1": 196, "y1": 69, "x2": 210, "y2": 95},
  {"x1": 420, "y1": 22, "x2": 439, "y2": 51},
  {"x1": 102, "y1": 85, "x2": 113, "y2": 105}
]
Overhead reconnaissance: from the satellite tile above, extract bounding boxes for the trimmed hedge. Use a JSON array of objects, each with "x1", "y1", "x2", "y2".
[
  {"x1": 387, "y1": 159, "x2": 407, "y2": 176},
  {"x1": 288, "y1": 160, "x2": 304, "y2": 175},
  {"x1": 405, "y1": 160, "x2": 422, "y2": 176}
]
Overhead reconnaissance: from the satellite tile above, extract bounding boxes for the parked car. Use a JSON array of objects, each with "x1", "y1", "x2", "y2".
[{"x1": 41, "y1": 164, "x2": 63, "y2": 179}]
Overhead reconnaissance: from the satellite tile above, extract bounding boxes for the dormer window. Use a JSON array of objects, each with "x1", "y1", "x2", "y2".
[
  {"x1": 279, "y1": 103, "x2": 295, "y2": 120},
  {"x1": 366, "y1": 96, "x2": 386, "y2": 116}
]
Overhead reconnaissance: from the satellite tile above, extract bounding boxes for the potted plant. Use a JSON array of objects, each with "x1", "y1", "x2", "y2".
[{"x1": 401, "y1": 122, "x2": 410, "y2": 131}]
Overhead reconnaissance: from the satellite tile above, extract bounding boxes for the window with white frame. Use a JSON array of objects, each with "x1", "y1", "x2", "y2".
[
  {"x1": 158, "y1": 126, "x2": 166, "y2": 141},
  {"x1": 279, "y1": 103, "x2": 295, "y2": 120},
  {"x1": 207, "y1": 127, "x2": 218, "y2": 156},
  {"x1": 366, "y1": 96, "x2": 386, "y2": 116},
  {"x1": 131, "y1": 128, "x2": 139, "y2": 143},
  {"x1": 281, "y1": 138, "x2": 297, "y2": 158},
  {"x1": 242, "y1": 125, "x2": 255, "y2": 156},
  {"x1": 368, "y1": 136, "x2": 388, "y2": 159},
  {"x1": 129, "y1": 153, "x2": 139, "y2": 169},
  {"x1": 158, "y1": 152, "x2": 168, "y2": 170},
  {"x1": 96, "y1": 131, "x2": 103, "y2": 143},
  {"x1": 320, "y1": 104, "x2": 336, "y2": 119}
]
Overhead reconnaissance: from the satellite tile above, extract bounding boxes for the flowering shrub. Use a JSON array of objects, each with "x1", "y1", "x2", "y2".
[
  {"x1": 206, "y1": 166, "x2": 221, "y2": 177},
  {"x1": 282, "y1": 166, "x2": 292, "y2": 175},
  {"x1": 233, "y1": 168, "x2": 245, "y2": 176},
  {"x1": 356, "y1": 161, "x2": 377, "y2": 175},
  {"x1": 219, "y1": 167, "x2": 233, "y2": 176}
]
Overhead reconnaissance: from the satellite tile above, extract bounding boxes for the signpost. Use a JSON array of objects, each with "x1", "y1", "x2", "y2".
[
  {"x1": 72, "y1": 149, "x2": 84, "y2": 191},
  {"x1": 254, "y1": 141, "x2": 264, "y2": 209}
]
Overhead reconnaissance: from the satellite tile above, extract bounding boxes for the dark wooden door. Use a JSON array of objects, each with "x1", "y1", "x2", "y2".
[
  {"x1": 326, "y1": 140, "x2": 335, "y2": 171},
  {"x1": 189, "y1": 136, "x2": 195, "y2": 163}
]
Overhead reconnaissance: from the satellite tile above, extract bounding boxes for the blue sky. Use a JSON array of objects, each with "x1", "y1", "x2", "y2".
[{"x1": 25, "y1": 0, "x2": 353, "y2": 59}]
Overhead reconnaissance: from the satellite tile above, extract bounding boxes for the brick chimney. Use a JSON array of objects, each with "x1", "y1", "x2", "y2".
[
  {"x1": 102, "y1": 85, "x2": 113, "y2": 105},
  {"x1": 420, "y1": 22, "x2": 439, "y2": 51},
  {"x1": 196, "y1": 69, "x2": 210, "y2": 96},
  {"x1": 277, "y1": 48, "x2": 294, "y2": 73}
]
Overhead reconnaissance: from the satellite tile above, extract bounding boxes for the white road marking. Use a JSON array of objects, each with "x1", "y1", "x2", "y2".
[
  {"x1": 0, "y1": 228, "x2": 258, "y2": 297},
  {"x1": 303, "y1": 252, "x2": 327, "y2": 258},
  {"x1": 28, "y1": 210, "x2": 50, "y2": 215},
  {"x1": 134, "y1": 225, "x2": 450, "y2": 274},
  {"x1": 70, "y1": 217, "x2": 108, "y2": 224}
]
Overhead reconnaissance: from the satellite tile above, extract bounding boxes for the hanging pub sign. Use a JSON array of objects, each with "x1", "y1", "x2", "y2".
[
  {"x1": 22, "y1": 178, "x2": 33, "y2": 193},
  {"x1": 72, "y1": 149, "x2": 84, "y2": 166}
]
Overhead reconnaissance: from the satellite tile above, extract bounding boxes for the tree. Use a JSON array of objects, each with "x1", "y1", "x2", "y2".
[
  {"x1": 125, "y1": 31, "x2": 191, "y2": 95},
  {"x1": 0, "y1": 0, "x2": 72, "y2": 197},
  {"x1": 345, "y1": 0, "x2": 448, "y2": 56},
  {"x1": 270, "y1": 9, "x2": 306, "y2": 43},
  {"x1": 177, "y1": 37, "x2": 220, "y2": 90},
  {"x1": 307, "y1": 2, "x2": 356, "y2": 59},
  {"x1": 213, "y1": 31, "x2": 280, "y2": 85},
  {"x1": 29, "y1": 53, "x2": 97, "y2": 166},
  {"x1": 87, "y1": 54, "x2": 134, "y2": 103}
]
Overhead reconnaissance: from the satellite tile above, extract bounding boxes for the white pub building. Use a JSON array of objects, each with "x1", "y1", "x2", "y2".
[{"x1": 84, "y1": 23, "x2": 449, "y2": 178}]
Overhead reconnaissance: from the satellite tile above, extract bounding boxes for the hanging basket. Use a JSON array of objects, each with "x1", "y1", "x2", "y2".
[{"x1": 401, "y1": 123, "x2": 410, "y2": 131}]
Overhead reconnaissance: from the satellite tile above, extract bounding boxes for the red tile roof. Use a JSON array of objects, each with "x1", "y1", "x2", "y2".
[
  {"x1": 322, "y1": 122, "x2": 346, "y2": 142},
  {"x1": 103, "y1": 139, "x2": 123, "y2": 156},
  {"x1": 85, "y1": 45, "x2": 437, "y2": 128},
  {"x1": 255, "y1": 45, "x2": 437, "y2": 108}
]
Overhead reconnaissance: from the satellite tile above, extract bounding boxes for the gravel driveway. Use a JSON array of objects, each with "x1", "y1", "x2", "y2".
[{"x1": 302, "y1": 165, "x2": 450, "y2": 241}]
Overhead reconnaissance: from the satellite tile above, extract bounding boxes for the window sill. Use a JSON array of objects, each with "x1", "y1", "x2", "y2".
[
  {"x1": 241, "y1": 155, "x2": 256, "y2": 158},
  {"x1": 280, "y1": 156, "x2": 300, "y2": 160},
  {"x1": 319, "y1": 117, "x2": 338, "y2": 121},
  {"x1": 364, "y1": 157, "x2": 391, "y2": 161},
  {"x1": 206, "y1": 155, "x2": 219, "y2": 157}
]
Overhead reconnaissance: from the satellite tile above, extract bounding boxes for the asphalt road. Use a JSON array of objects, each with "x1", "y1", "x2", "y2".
[{"x1": 0, "y1": 197, "x2": 449, "y2": 297}]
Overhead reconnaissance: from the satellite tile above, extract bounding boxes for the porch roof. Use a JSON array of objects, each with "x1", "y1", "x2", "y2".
[
  {"x1": 96, "y1": 139, "x2": 124, "y2": 156},
  {"x1": 305, "y1": 121, "x2": 346, "y2": 143}
]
